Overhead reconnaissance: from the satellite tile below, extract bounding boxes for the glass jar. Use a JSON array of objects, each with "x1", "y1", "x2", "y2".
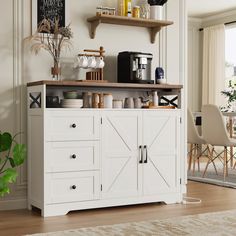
[
  {"x1": 96, "y1": 6, "x2": 102, "y2": 16},
  {"x1": 140, "y1": 0, "x2": 150, "y2": 19},
  {"x1": 132, "y1": 6, "x2": 140, "y2": 18}
]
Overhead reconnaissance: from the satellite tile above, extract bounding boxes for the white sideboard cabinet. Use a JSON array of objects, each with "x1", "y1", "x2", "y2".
[{"x1": 27, "y1": 81, "x2": 185, "y2": 217}]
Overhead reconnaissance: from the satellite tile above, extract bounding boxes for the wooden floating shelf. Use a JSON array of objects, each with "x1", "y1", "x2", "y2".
[
  {"x1": 27, "y1": 80, "x2": 182, "y2": 91},
  {"x1": 87, "y1": 14, "x2": 174, "y2": 44}
]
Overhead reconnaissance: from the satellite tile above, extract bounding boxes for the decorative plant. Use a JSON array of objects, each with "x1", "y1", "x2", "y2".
[
  {"x1": 0, "y1": 132, "x2": 26, "y2": 197},
  {"x1": 25, "y1": 18, "x2": 73, "y2": 80}
]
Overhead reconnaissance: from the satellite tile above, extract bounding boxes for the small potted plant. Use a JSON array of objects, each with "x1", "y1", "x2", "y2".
[
  {"x1": 148, "y1": 0, "x2": 168, "y2": 20},
  {"x1": 0, "y1": 132, "x2": 26, "y2": 196},
  {"x1": 25, "y1": 18, "x2": 73, "y2": 80}
]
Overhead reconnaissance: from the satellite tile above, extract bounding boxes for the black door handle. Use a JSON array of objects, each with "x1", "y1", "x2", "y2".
[
  {"x1": 144, "y1": 145, "x2": 148, "y2": 164},
  {"x1": 71, "y1": 123, "x2": 77, "y2": 128},
  {"x1": 139, "y1": 145, "x2": 143, "y2": 164}
]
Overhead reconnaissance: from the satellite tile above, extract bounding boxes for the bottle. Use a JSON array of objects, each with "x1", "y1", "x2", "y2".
[
  {"x1": 117, "y1": 0, "x2": 125, "y2": 16},
  {"x1": 125, "y1": 0, "x2": 132, "y2": 17}
]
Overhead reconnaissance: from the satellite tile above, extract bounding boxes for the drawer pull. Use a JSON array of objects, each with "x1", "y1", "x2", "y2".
[
  {"x1": 71, "y1": 123, "x2": 77, "y2": 128},
  {"x1": 71, "y1": 185, "x2": 77, "y2": 190},
  {"x1": 71, "y1": 154, "x2": 77, "y2": 159}
]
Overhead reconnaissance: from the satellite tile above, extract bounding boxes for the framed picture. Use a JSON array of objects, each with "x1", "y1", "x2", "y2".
[{"x1": 32, "y1": 0, "x2": 68, "y2": 33}]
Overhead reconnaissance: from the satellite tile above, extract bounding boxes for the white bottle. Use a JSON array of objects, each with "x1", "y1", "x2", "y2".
[{"x1": 152, "y1": 91, "x2": 158, "y2": 107}]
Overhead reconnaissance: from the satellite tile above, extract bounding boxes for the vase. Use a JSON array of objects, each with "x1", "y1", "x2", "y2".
[{"x1": 51, "y1": 61, "x2": 61, "y2": 81}]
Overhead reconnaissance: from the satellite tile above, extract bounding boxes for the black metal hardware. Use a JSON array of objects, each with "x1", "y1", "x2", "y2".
[
  {"x1": 71, "y1": 123, "x2": 77, "y2": 128},
  {"x1": 71, "y1": 154, "x2": 77, "y2": 159},
  {"x1": 144, "y1": 145, "x2": 148, "y2": 164},
  {"x1": 71, "y1": 185, "x2": 76, "y2": 190},
  {"x1": 139, "y1": 145, "x2": 143, "y2": 164},
  {"x1": 29, "y1": 93, "x2": 41, "y2": 108}
]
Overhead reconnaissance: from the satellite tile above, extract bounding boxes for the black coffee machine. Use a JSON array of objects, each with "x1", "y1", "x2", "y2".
[{"x1": 117, "y1": 51, "x2": 153, "y2": 84}]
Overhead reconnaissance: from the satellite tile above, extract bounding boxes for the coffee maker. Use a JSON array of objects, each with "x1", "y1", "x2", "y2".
[{"x1": 118, "y1": 51, "x2": 153, "y2": 84}]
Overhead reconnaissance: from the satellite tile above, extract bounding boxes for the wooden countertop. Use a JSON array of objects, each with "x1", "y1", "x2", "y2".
[{"x1": 27, "y1": 80, "x2": 183, "y2": 90}]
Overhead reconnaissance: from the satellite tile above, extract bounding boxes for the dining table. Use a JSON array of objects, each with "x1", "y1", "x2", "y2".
[{"x1": 222, "y1": 112, "x2": 236, "y2": 167}]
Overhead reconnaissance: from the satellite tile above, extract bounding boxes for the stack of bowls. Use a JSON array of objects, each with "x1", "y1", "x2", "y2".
[{"x1": 61, "y1": 91, "x2": 83, "y2": 108}]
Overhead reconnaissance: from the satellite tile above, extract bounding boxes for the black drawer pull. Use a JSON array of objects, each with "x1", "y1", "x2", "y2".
[
  {"x1": 71, "y1": 185, "x2": 77, "y2": 190},
  {"x1": 144, "y1": 145, "x2": 148, "y2": 164},
  {"x1": 71, "y1": 154, "x2": 77, "y2": 159},
  {"x1": 71, "y1": 123, "x2": 77, "y2": 128}
]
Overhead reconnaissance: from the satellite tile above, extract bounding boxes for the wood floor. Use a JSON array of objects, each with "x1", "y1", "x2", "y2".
[{"x1": 1, "y1": 181, "x2": 236, "y2": 236}]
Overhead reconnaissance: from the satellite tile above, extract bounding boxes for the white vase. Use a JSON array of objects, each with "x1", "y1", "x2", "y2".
[{"x1": 150, "y1": 5, "x2": 163, "y2": 20}]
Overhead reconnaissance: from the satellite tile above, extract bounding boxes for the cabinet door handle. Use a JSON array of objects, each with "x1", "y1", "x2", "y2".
[
  {"x1": 71, "y1": 185, "x2": 77, "y2": 190},
  {"x1": 139, "y1": 145, "x2": 143, "y2": 164},
  {"x1": 144, "y1": 145, "x2": 148, "y2": 164},
  {"x1": 71, "y1": 123, "x2": 77, "y2": 128},
  {"x1": 71, "y1": 154, "x2": 77, "y2": 159}
]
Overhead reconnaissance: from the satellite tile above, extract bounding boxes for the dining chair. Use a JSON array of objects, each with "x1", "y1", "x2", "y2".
[
  {"x1": 187, "y1": 108, "x2": 207, "y2": 174},
  {"x1": 202, "y1": 104, "x2": 236, "y2": 180}
]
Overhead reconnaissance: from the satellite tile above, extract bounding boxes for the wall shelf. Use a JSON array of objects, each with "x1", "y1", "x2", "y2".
[{"x1": 87, "y1": 14, "x2": 173, "y2": 44}]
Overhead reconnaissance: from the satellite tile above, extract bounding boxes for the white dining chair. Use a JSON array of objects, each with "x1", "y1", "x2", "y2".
[
  {"x1": 202, "y1": 104, "x2": 236, "y2": 180},
  {"x1": 187, "y1": 108, "x2": 207, "y2": 174}
]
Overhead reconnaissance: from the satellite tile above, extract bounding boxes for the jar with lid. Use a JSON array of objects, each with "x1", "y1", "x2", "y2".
[
  {"x1": 132, "y1": 6, "x2": 140, "y2": 18},
  {"x1": 96, "y1": 6, "x2": 102, "y2": 16},
  {"x1": 104, "y1": 93, "x2": 113, "y2": 108}
]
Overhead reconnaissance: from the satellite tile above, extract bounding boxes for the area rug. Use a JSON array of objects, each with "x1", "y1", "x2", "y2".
[
  {"x1": 27, "y1": 209, "x2": 236, "y2": 236},
  {"x1": 188, "y1": 161, "x2": 236, "y2": 188}
]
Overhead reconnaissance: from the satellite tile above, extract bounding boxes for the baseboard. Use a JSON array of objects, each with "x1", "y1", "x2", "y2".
[{"x1": 0, "y1": 198, "x2": 27, "y2": 210}]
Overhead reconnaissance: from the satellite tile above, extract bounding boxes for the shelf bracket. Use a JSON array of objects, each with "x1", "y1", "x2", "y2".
[
  {"x1": 150, "y1": 26, "x2": 161, "y2": 44},
  {"x1": 89, "y1": 19, "x2": 101, "y2": 39}
]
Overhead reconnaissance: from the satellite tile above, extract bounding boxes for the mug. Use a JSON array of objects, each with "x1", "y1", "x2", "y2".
[
  {"x1": 87, "y1": 56, "x2": 96, "y2": 68},
  {"x1": 78, "y1": 56, "x2": 88, "y2": 68},
  {"x1": 124, "y1": 97, "x2": 134, "y2": 109},
  {"x1": 95, "y1": 57, "x2": 105, "y2": 68},
  {"x1": 133, "y1": 97, "x2": 142, "y2": 109}
]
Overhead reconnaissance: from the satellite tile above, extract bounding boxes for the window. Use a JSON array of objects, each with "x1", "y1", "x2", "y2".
[{"x1": 225, "y1": 25, "x2": 236, "y2": 88}]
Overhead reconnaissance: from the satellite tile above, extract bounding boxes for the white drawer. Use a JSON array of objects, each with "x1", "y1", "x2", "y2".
[
  {"x1": 45, "y1": 171, "x2": 100, "y2": 204},
  {"x1": 45, "y1": 141, "x2": 99, "y2": 172},
  {"x1": 45, "y1": 111, "x2": 100, "y2": 141}
]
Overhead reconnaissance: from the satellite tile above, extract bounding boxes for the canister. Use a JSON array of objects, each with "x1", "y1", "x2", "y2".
[
  {"x1": 113, "y1": 100, "x2": 123, "y2": 109},
  {"x1": 104, "y1": 93, "x2": 113, "y2": 108},
  {"x1": 92, "y1": 93, "x2": 99, "y2": 108}
]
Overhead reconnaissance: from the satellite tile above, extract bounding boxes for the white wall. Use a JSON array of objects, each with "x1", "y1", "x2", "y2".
[
  {"x1": 0, "y1": 0, "x2": 186, "y2": 210},
  {"x1": 188, "y1": 18, "x2": 203, "y2": 111}
]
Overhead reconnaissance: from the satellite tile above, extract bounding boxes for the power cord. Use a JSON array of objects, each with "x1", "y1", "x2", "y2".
[{"x1": 182, "y1": 196, "x2": 202, "y2": 204}]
